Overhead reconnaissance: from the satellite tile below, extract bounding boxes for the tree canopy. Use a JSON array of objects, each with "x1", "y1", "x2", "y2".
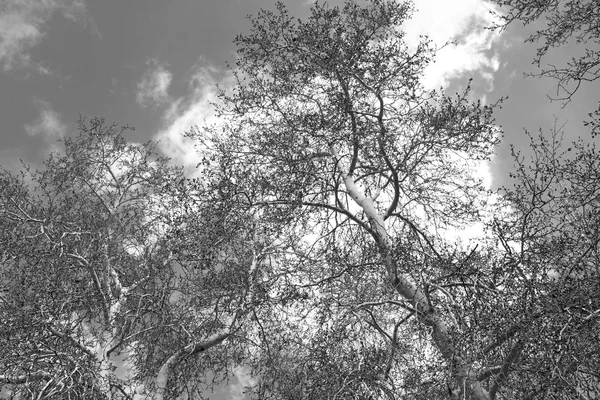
[{"x1": 1, "y1": 1, "x2": 599, "y2": 399}]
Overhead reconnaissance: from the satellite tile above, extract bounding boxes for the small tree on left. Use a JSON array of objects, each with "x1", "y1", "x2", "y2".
[
  {"x1": 0, "y1": 117, "x2": 194, "y2": 398},
  {"x1": 0, "y1": 118, "x2": 187, "y2": 398},
  {"x1": 0, "y1": 118, "x2": 299, "y2": 399}
]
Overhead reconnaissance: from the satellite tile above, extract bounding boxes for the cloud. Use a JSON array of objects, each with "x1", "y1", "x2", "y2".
[
  {"x1": 0, "y1": 0, "x2": 89, "y2": 72},
  {"x1": 24, "y1": 99, "x2": 67, "y2": 144},
  {"x1": 402, "y1": 0, "x2": 504, "y2": 90},
  {"x1": 155, "y1": 60, "x2": 231, "y2": 173},
  {"x1": 136, "y1": 59, "x2": 173, "y2": 108}
]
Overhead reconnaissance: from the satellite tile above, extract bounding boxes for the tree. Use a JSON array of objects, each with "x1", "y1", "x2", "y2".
[
  {"x1": 0, "y1": 117, "x2": 183, "y2": 398},
  {"x1": 490, "y1": 126, "x2": 600, "y2": 398},
  {"x1": 191, "y1": 0, "x2": 508, "y2": 398},
  {"x1": 190, "y1": 0, "x2": 600, "y2": 398},
  {"x1": 490, "y1": 0, "x2": 600, "y2": 135},
  {"x1": 2, "y1": 1, "x2": 598, "y2": 399},
  {"x1": 0, "y1": 118, "x2": 276, "y2": 399}
]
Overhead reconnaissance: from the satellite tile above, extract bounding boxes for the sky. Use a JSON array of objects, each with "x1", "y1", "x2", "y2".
[
  {"x1": 0, "y1": 0, "x2": 598, "y2": 397},
  {"x1": 1, "y1": 0, "x2": 598, "y2": 187}
]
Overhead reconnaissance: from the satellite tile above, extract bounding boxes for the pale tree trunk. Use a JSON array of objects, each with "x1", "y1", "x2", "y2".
[
  {"x1": 97, "y1": 335, "x2": 120, "y2": 399},
  {"x1": 342, "y1": 171, "x2": 490, "y2": 400},
  {"x1": 68, "y1": 232, "x2": 150, "y2": 399}
]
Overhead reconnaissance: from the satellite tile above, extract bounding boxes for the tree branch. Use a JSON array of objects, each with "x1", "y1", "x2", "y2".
[
  {"x1": 489, "y1": 341, "x2": 523, "y2": 399},
  {"x1": 0, "y1": 371, "x2": 51, "y2": 384},
  {"x1": 154, "y1": 326, "x2": 233, "y2": 400}
]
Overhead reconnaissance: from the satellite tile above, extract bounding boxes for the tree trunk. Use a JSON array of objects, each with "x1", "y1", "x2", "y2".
[{"x1": 343, "y1": 171, "x2": 490, "y2": 400}]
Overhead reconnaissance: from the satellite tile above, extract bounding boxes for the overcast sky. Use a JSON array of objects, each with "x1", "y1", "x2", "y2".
[{"x1": 1, "y1": 0, "x2": 598, "y2": 398}]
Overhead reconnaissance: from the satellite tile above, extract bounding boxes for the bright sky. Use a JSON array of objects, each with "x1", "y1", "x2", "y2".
[{"x1": 0, "y1": 0, "x2": 598, "y2": 397}]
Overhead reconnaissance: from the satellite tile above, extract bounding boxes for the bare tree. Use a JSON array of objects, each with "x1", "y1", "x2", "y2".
[
  {"x1": 2, "y1": 1, "x2": 598, "y2": 399},
  {"x1": 491, "y1": 125, "x2": 600, "y2": 398},
  {"x1": 0, "y1": 118, "x2": 274, "y2": 399},
  {"x1": 191, "y1": 1, "x2": 505, "y2": 398}
]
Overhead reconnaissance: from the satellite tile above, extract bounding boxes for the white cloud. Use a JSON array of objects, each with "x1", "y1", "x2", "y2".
[
  {"x1": 155, "y1": 60, "x2": 231, "y2": 173},
  {"x1": 24, "y1": 99, "x2": 67, "y2": 143},
  {"x1": 136, "y1": 59, "x2": 173, "y2": 108},
  {"x1": 0, "y1": 0, "x2": 89, "y2": 72},
  {"x1": 402, "y1": 0, "x2": 504, "y2": 90}
]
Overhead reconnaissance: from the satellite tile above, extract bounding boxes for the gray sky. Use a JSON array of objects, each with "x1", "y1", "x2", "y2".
[
  {"x1": 1, "y1": 0, "x2": 598, "y2": 398},
  {"x1": 0, "y1": 0, "x2": 317, "y2": 169}
]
